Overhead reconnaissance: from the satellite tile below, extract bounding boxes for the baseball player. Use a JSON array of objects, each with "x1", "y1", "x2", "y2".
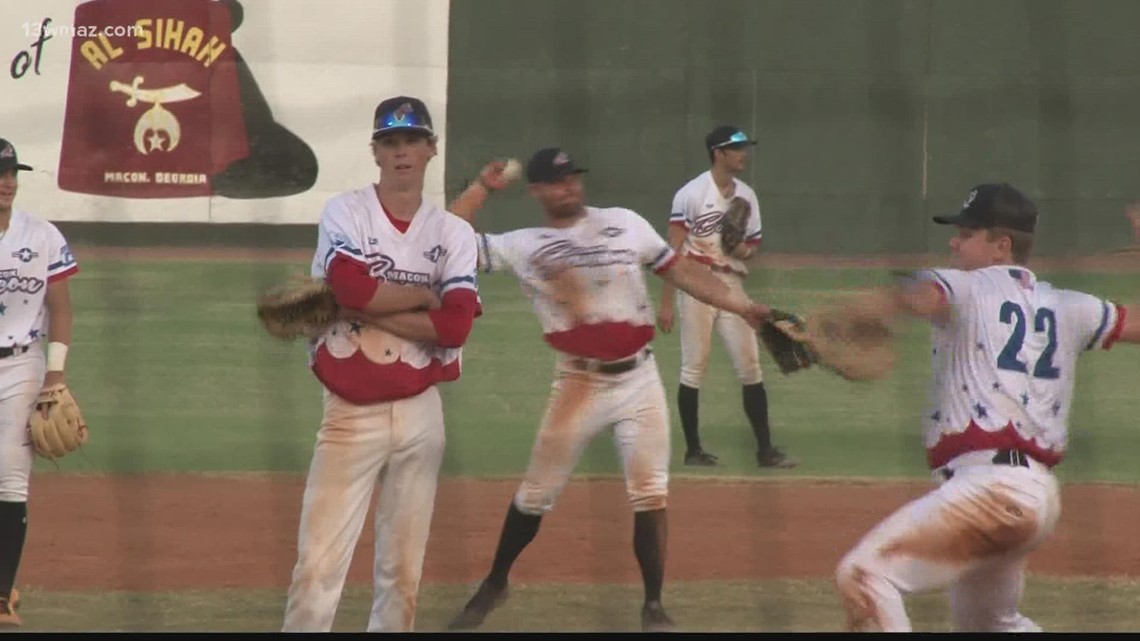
[
  {"x1": 442, "y1": 147, "x2": 772, "y2": 632},
  {"x1": 832, "y1": 183, "x2": 1138, "y2": 632},
  {"x1": 280, "y1": 97, "x2": 495, "y2": 633},
  {"x1": 657, "y1": 125, "x2": 796, "y2": 468},
  {"x1": 1126, "y1": 201, "x2": 1140, "y2": 246},
  {"x1": 0, "y1": 138, "x2": 80, "y2": 628}
]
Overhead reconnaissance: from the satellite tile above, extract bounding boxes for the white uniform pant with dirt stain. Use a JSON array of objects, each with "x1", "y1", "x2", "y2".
[
  {"x1": 0, "y1": 346, "x2": 46, "y2": 503},
  {"x1": 282, "y1": 385, "x2": 445, "y2": 633},
  {"x1": 513, "y1": 351, "x2": 671, "y2": 515},
  {"x1": 835, "y1": 450, "x2": 1061, "y2": 632},
  {"x1": 676, "y1": 270, "x2": 762, "y2": 388}
]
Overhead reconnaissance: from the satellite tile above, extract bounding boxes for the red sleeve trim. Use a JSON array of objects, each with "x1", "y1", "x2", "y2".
[
  {"x1": 927, "y1": 280, "x2": 948, "y2": 305},
  {"x1": 47, "y1": 265, "x2": 79, "y2": 283},
  {"x1": 1104, "y1": 304, "x2": 1128, "y2": 350},
  {"x1": 746, "y1": 238, "x2": 762, "y2": 247},
  {"x1": 428, "y1": 289, "x2": 479, "y2": 348},
  {"x1": 327, "y1": 254, "x2": 377, "y2": 311},
  {"x1": 653, "y1": 253, "x2": 681, "y2": 274}
]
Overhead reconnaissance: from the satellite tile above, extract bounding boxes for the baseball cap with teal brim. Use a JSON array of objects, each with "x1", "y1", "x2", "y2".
[
  {"x1": 371, "y1": 96, "x2": 435, "y2": 140},
  {"x1": 705, "y1": 125, "x2": 758, "y2": 151},
  {"x1": 0, "y1": 139, "x2": 33, "y2": 172}
]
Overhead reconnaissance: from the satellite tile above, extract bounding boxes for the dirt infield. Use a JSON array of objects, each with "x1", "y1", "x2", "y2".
[{"x1": 20, "y1": 474, "x2": 1140, "y2": 591}]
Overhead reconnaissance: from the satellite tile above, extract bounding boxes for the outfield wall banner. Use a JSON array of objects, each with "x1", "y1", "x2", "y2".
[{"x1": 1, "y1": 0, "x2": 450, "y2": 224}]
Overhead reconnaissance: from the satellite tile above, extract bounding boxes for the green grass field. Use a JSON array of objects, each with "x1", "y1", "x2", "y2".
[
  {"x1": 22, "y1": 256, "x2": 1140, "y2": 632},
  {"x1": 54, "y1": 258, "x2": 1140, "y2": 483}
]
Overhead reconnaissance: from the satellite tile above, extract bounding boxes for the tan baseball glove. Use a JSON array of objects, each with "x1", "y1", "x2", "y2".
[
  {"x1": 27, "y1": 384, "x2": 89, "y2": 460},
  {"x1": 759, "y1": 297, "x2": 896, "y2": 382},
  {"x1": 256, "y1": 275, "x2": 340, "y2": 341},
  {"x1": 720, "y1": 196, "x2": 751, "y2": 255}
]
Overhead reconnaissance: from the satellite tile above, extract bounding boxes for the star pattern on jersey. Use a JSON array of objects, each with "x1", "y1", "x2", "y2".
[
  {"x1": 992, "y1": 381, "x2": 1001, "y2": 391},
  {"x1": 961, "y1": 384, "x2": 969, "y2": 392},
  {"x1": 349, "y1": 322, "x2": 363, "y2": 335},
  {"x1": 1021, "y1": 392, "x2": 1030, "y2": 407},
  {"x1": 974, "y1": 402, "x2": 988, "y2": 419},
  {"x1": 0, "y1": 303, "x2": 6, "y2": 316},
  {"x1": 1051, "y1": 402, "x2": 1062, "y2": 417},
  {"x1": 929, "y1": 410, "x2": 942, "y2": 422},
  {"x1": 975, "y1": 342, "x2": 985, "y2": 351},
  {"x1": 385, "y1": 348, "x2": 393, "y2": 357},
  {"x1": 28, "y1": 329, "x2": 38, "y2": 340}
]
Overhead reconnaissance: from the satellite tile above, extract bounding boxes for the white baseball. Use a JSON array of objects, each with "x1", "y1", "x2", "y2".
[{"x1": 502, "y1": 158, "x2": 522, "y2": 182}]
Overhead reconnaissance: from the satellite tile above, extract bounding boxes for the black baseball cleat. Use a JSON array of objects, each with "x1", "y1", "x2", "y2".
[
  {"x1": 757, "y1": 447, "x2": 798, "y2": 469},
  {"x1": 446, "y1": 579, "x2": 509, "y2": 631},
  {"x1": 684, "y1": 449, "x2": 719, "y2": 466},
  {"x1": 640, "y1": 601, "x2": 676, "y2": 632}
]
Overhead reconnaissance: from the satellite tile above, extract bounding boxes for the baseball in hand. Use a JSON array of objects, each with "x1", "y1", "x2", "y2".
[{"x1": 502, "y1": 158, "x2": 522, "y2": 182}]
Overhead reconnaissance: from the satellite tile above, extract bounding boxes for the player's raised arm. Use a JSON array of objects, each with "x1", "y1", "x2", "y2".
[{"x1": 447, "y1": 159, "x2": 520, "y2": 226}]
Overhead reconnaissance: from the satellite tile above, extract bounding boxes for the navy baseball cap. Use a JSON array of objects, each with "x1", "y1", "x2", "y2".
[
  {"x1": 526, "y1": 147, "x2": 588, "y2": 184},
  {"x1": 372, "y1": 96, "x2": 434, "y2": 139},
  {"x1": 705, "y1": 125, "x2": 757, "y2": 151},
  {"x1": 0, "y1": 139, "x2": 32, "y2": 172},
  {"x1": 933, "y1": 183, "x2": 1038, "y2": 234}
]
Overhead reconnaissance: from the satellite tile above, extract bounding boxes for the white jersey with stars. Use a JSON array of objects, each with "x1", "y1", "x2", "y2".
[
  {"x1": 918, "y1": 265, "x2": 1126, "y2": 469},
  {"x1": 307, "y1": 185, "x2": 479, "y2": 404},
  {"x1": 0, "y1": 210, "x2": 79, "y2": 349}
]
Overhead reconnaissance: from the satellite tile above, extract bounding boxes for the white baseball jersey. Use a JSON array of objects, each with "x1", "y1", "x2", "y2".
[
  {"x1": 918, "y1": 265, "x2": 1126, "y2": 469},
  {"x1": 669, "y1": 171, "x2": 762, "y2": 276},
  {"x1": 477, "y1": 206, "x2": 677, "y2": 361},
  {"x1": 0, "y1": 210, "x2": 79, "y2": 349},
  {"x1": 308, "y1": 185, "x2": 479, "y2": 404}
]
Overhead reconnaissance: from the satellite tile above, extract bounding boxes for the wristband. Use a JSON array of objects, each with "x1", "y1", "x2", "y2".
[{"x1": 47, "y1": 342, "x2": 68, "y2": 372}]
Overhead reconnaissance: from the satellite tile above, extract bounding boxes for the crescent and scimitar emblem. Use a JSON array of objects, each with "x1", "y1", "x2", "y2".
[{"x1": 109, "y1": 76, "x2": 202, "y2": 154}]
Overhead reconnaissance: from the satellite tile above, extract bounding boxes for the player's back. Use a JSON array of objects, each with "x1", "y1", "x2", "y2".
[{"x1": 922, "y1": 265, "x2": 1124, "y2": 468}]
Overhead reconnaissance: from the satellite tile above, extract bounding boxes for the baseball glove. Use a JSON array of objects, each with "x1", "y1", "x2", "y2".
[
  {"x1": 27, "y1": 384, "x2": 88, "y2": 460},
  {"x1": 256, "y1": 275, "x2": 340, "y2": 341},
  {"x1": 759, "y1": 298, "x2": 896, "y2": 382},
  {"x1": 720, "y1": 196, "x2": 751, "y2": 255}
]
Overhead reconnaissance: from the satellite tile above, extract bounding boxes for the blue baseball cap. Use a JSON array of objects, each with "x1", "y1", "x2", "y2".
[
  {"x1": 372, "y1": 96, "x2": 435, "y2": 140},
  {"x1": 933, "y1": 183, "x2": 1038, "y2": 234}
]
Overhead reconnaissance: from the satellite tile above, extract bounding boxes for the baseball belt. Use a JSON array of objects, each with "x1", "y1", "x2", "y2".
[
  {"x1": 567, "y1": 347, "x2": 652, "y2": 375},
  {"x1": 938, "y1": 448, "x2": 1032, "y2": 481}
]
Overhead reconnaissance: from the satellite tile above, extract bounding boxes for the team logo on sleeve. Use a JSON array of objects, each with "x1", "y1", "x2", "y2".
[{"x1": 11, "y1": 248, "x2": 39, "y2": 263}]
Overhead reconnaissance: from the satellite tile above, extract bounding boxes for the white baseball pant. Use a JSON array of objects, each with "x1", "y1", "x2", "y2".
[
  {"x1": 513, "y1": 351, "x2": 671, "y2": 515},
  {"x1": 835, "y1": 449, "x2": 1061, "y2": 632},
  {"x1": 283, "y1": 385, "x2": 445, "y2": 633},
  {"x1": 676, "y1": 269, "x2": 762, "y2": 388},
  {"x1": 0, "y1": 346, "x2": 45, "y2": 502}
]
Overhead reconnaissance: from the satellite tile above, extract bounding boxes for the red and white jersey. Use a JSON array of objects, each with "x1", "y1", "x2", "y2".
[
  {"x1": 669, "y1": 171, "x2": 762, "y2": 276},
  {"x1": 918, "y1": 265, "x2": 1127, "y2": 469},
  {"x1": 308, "y1": 186, "x2": 479, "y2": 404},
  {"x1": 477, "y1": 206, "x2": 677, "y2": 361},
  {"x1": 0, "y1": 210, "x2": 79, "y2": 350}
]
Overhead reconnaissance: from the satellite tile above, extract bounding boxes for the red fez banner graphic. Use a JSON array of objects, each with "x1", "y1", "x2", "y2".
[{"x1": 58, "y1": 0, "x2": 264, "y2": 199}]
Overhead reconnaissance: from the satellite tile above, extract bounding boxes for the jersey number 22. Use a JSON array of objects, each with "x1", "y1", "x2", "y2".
[{"x1": 997, "y1": 301, "x2": 1060, "y2": 380}]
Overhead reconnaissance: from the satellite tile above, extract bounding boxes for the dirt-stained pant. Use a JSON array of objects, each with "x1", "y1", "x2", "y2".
[
  {"x1": 0, "y1": 346, "x2": 45, "y2": 502},
  {"x1": 283, "y1": 385, "x2": 445, "y2": 633},
  {"x1": 835, "y1": 450, "x2": 1061, "y2": 632},
  {"x1": 676, "y1": 270, "x2": 762, "y2": 388},
  {"x1": 513, "y1": 352, "x2": 670, "y2": 515}
]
